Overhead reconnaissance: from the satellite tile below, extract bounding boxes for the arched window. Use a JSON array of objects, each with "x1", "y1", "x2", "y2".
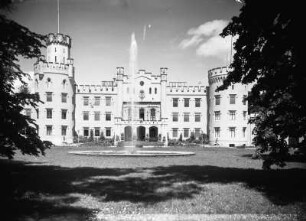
[
  {"x1": 155, "y1": 88, "x2": 157, "y2": 94},
  {"x1": 149, "y1": 87, "x2": 152, "y2": 94},
  {"x1": 139, "y1": 108, "x2": 145, "y2": 120},
  {"x1": 151, "y1": 108, "x2": 156, "y2": 121},
  {"x1": 62, "y1": 79, "x2": 66, "y2": 89},
  {"x1": 46, "y1": 78, "x2": 51, "y2": 88}
]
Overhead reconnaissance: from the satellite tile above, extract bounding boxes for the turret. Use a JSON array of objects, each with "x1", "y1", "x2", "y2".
[{"x1": 33, "y1": 33, "x2": 75, "y2": 145}]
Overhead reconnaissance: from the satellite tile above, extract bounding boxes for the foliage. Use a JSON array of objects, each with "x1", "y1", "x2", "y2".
[
  {"x1": 0, "y1": 1, "x2": 50, "y2": 159},
  {"x1": 219, "y1": 0, "x2": 304, "y2": 168},
  {"x1": 99, "y1": 131, "x2": 105, "y2": 141},
  {"x1": 179, "y1": 133, "x2": 183, "y2": 142}
]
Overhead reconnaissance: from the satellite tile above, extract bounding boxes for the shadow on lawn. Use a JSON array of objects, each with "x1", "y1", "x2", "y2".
[{"x1": 1, "y1": 159, "x2": 306, "y2": 220}]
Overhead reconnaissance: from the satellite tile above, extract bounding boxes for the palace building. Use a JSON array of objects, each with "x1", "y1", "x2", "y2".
[{"x1": 24, "y1": 33, "x2": 254, "y2": 147}]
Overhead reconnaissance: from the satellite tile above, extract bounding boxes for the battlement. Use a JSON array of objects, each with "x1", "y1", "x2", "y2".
[
  {"x1": 168, "y1": 82, "x2": 187, "y2": 87},
  {"x1": 46, "y1": 33, "x2": 71, "y2": 47},
  {"x1": 208, "y1": 66, "x2": 230, "y2": 85},
  {"x1": 160, "y1": 67, "x2": 168, "y2": 75},
  {"x1": 208, "y1": 66, "x2": 229, "y2": 78},
  {"x1": 167, "y1": 82, "x2": 206, "y2": 94},
  {"x1": 76, "y1": 81, "x2": 117, "y2": 93},
  {"x1": 34, "y1": 59, "x2": 73, "y2": 75}
]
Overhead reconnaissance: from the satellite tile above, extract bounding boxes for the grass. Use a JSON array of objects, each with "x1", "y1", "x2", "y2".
[{"x1": 1, "y1": 146, "x2": 306, "y2": 220}]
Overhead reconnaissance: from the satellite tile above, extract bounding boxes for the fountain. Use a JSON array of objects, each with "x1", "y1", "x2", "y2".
[{"x1": 69, "y1": 33, "x2": 195, "y2": 157}]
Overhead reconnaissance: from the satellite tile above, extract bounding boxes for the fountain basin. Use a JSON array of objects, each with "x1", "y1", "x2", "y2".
[{"x1": 69, "y1": 150, "x2": 195, "y2": 157}]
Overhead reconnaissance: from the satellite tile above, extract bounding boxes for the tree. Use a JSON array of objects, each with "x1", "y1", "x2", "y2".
[
  {"x1": 0, "y1": 0, "x2": 50, "y2": 159},
  {"x1": 219, "y1": 0, "x2": 304, "y2": 168}
]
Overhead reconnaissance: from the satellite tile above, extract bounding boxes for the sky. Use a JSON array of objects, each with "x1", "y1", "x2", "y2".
[{"x1": 8, "y1": 0, "x2": 242, "y2": 85}]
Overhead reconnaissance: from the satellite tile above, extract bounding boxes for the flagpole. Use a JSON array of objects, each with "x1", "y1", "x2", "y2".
[
  {"x1": 229, "y1": 34, "x2": 233, "y2": 65},
  {"x1": 57, "y1": 0, "x2": 60, "y2": 33}
]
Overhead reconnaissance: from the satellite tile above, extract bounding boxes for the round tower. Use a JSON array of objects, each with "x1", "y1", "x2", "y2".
[
  {"x1": 208, "y1": 66, "x2": 251, "y2": 147},
  {"x1": 34, "y1": 33, "x2": 75, "y2": 145}
]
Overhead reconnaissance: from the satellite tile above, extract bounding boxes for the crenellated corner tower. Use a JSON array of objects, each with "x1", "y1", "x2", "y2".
[
  {"x1": 208, "y1": 66, "x2": 252, "y2": 147},
  {"x1": 34, "y1": 33, "x2": 76, "y2": 145}
]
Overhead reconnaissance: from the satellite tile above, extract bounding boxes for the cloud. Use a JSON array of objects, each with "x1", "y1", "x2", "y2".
[
  {"x1": 179, "y1": 35, "x2": 202, "y2": 49},
  {"x1": 196, "y1": 35, "x2": 232, "y2": 59},
  {"x1": 179, "y1": 20, "x2": 234, "y2": 60},
  {"x1": 187, "y1": 20, "x2": 228, "y2": 37}
]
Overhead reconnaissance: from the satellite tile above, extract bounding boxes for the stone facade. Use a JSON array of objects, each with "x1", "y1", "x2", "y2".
[
  {"x1": 27, "y1": 33, "x2": 253, "y2": 147},
  {"x1": 208, "y1": 67, "x2": 253, "y2": 146}
]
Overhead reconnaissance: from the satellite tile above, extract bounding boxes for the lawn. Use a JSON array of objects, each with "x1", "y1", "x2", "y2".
[{"x1": 1, "y1": 146, "x2": 306, "y2": 221}]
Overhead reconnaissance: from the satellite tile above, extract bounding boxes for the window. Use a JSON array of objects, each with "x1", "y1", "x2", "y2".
[
  {"x1": 36, "y1": 109, "x2": 39, "y2": 119},
  {"x1": 195, "y1": 98, "x2": 201, "y2": 107},
  {"x1": 61, "y1": 109, "x2": 67, "y2": 119},
  {"x1": 230, "y1": 94, "x2": 236, "y2": 104},
  {"x1": 62, "y1": 80, "x2": 66, "y2": 89},
  {"x1": 83, "y1": 96, "x2": 89, "y2": 106},
  {"x1": 243, "y1": 127, "x2": 247, "y2": 138},
  {"x1": 195, "y1": 128, "x2": 201, "y2": 139},
  {"x1": 55, "y1": 56, "x2": 57, "y2": 63},
  {"x1": 214, "y1": 111, "x2": 221, "y2": 121},
  {"x1": 83, "y1": 111, "x2": 89, "y2": 121},
  {"x1": 184, "y1": 98, "x2": 190, "y2": 107},
  {"x1": 151, "y1": 108, "x2": 156, "y2": 121},
  {"x1": 62, "y1": 93, "x2": 67, "y2": 103},
  {"x1": 184, "y1": 128, "x2": 189, "y2": 138},
  {"x1": 94, "y1": 97, "x2": 100, "y2": 106},
  {"x1": 195, "y1": 113, "x2": 201, "y2": 122},
  {"x1": 83, "y1": 127, "x2": 89, "y2": 137},
  {"x1": 46, "y1": 78, "x2": 51, "y2": 88},
  {"x1": 128, "y1": 108, "x2": 132, "y2": 120},
  {"x1": 172, "y1": 112, "x2": 178, "y2": 122},
  {"x1": 214, "y1": 127, "x2": 220, "y2": 138},
  {"x1": 149, "y1": 88, "x2": 152, "y2": 94},
  {"x1": 173, "y1": 98, "x2": 178, "y2": 107},
  {"x1": 215, "y1": 95, "x2": 220, "y2": 105},
  {"x1": 46, "y1": 108, "x2": 52, "y2": 119},
  {"x1": 243, "y1": 95, "x2": 247, "y2": 105},
  {"x1": 25, "y1": 108, "x2": 32, "y2": 117},
  {"x1": 105, "y1": 127, "x2": 111, "y2": 137},
  {"x1": 46, "y1": 125, "x2": 52, "y2": 136},
  {"x1": 184, "y1": 113, "x2": 190, "y2": 122},
  {"x1": 94, "y1": 127, "x2": 100, "y2": 137},
  {"x1": 232, "y1": 84, "x2": 234, "y2": 90},
  {"x1": 243, "y1": 111, "x2": 247, "y2": 120},
  {"x1": 229, "y1": 110, "x2": 236, "y2": 120},
  {"x1": 155, "y1": 88, "x2": 157, "y2": 94},
  {"x1": 172, "y1": 128, "x2": 178, "y2": 138},
  {"x1": 94, "y1": 111, "x2": 100, "y2": 121},
  {"x1": 105, "y1": 96, "x2": 111, "y2": 106},
  {"x1": 105, "y1": 112, "x2": 111, "y2": 121},
  {"x1": 46, "y1": 92, "x2": 52, "y2": 102},
  {"x1": 61, "y1": 126, "x2": 67, "y2": 136},
  {"x1": 139, "y1": 108, "x2": 145, "y2": 120},
  {"x1": 229, "y1": 127, "x2": 236, "y2": 138},
  {"x1": 140, "y1": 81, "x2": 144, "y2": 86}
]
